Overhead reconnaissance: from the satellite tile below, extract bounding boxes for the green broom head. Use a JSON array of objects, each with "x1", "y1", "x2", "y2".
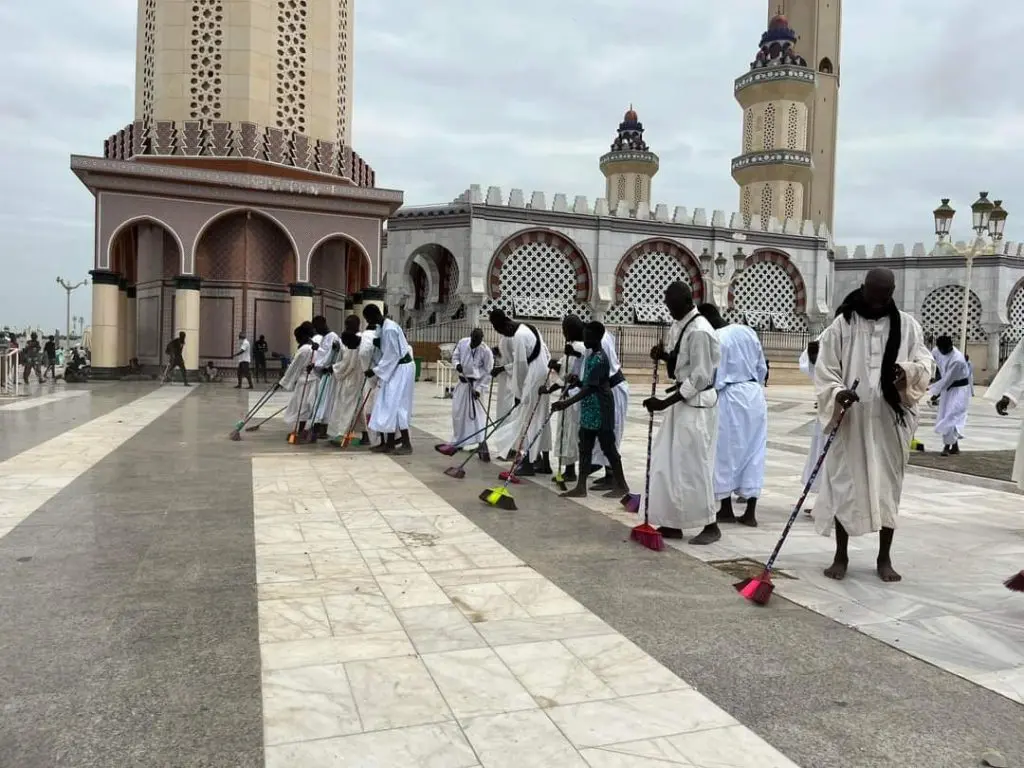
[{"x1": 479, "y1": 486, "x2": 516, "y2": 510}]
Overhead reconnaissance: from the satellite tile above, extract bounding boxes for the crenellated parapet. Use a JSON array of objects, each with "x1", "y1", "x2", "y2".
[
  {"x1": 391, "y1": 183, "x2": 831, "y2": 241},
  {"x1": 833, "y1": 241, "x2": 1024, "y2": 261}
]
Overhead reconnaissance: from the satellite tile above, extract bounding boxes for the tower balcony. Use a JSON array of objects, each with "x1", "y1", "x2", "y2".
[
  {"x1": 731, "y1": 150, "x2": 812, "y2": 186},
  {"x1": 599, "y1": 149, "x2": 660, "y2": 175},
  {"x1": 734, "y1": 67, "x2": 816, "y2": 108}
]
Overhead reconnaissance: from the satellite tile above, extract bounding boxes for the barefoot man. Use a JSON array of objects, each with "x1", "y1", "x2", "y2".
[
  {"x1": 814, "y1": 268, "x2": 933, "y2": 582},
  {"x1": 362, "y1": 304, "x2": 415, "y2": 455},
  {"x1": 928, "y1": 335, "x2": 971, "y2": 456},
  {"x1": 643, "y1": 282, "x2": 722, "y2": 545}
]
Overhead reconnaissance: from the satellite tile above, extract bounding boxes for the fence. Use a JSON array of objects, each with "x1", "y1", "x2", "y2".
[
  {"x1": 405, "y1": 319, "x2": 810, "y2": 369},
  {"x1": 0, "y1": 348, "x2": 20, "y2": 397}
]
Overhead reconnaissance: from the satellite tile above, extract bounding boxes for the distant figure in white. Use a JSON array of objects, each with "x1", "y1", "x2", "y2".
[
  {"x1": 362, "y1": 304, "x2": 415, "y2": 455},
  {"x1": 699, "y1": 303, "x2": 768, "y2": 528},
  {"x1": 548, "y1": 316, "x2": 588, "y2": 483},
  {"x1": 358, "y1": 315, "x2": 381, "y2": 448},
  {"x1": 487, "y1": 308, "x2": 552, "y2": 476},
  {"x1": 813, "y1": 270, "x2": 934, "y2": 583},
  {"x1": 280, "y1": 322, "x2": 318, "y2": 439},
  {"x1": 450, "y1": 328, "x2": 493, "y2": 452},
  {"x1": 985, "y1": 336, "x2": 1024, "y2": 490},
  {"x1": 798, "y1": 339, "x2": 824, "y2": 512},
  {"x1": 928, "y1": 334, "x2": 971, "y2": 456}
]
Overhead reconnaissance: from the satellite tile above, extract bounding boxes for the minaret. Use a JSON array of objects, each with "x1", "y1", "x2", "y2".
[
  {"x1": 774, "y1": 0, "x2": 841, "y2": 232},
  {"x1": 731, "y1": 14, "x2": 816, "y2": 230},
  {"x1": 600, "y1": 107, "x2": 659, "y2": 214}
]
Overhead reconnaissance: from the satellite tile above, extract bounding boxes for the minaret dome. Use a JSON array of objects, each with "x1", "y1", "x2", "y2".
[{"x1": 599, "y1": 106, "x2": 659, "y2": 214}]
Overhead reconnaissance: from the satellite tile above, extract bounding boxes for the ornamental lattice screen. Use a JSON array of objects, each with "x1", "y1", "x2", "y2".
[
  {"x1": 919, "y1": 285, "x2": 986, "y2": 343},
  {"x1": 605, "y1": 246, "x2": 702, "y2": 325},
  {"x1": 728, "y1": 260, "x2": 807, "y2": 331},
  {"x1": 482, "y1": 239, "x2": 590, "y2": 321}
]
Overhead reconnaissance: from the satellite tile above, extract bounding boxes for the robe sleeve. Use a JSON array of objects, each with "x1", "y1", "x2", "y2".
[
  {"x1": 512, "y1": 331, "x2": 529, "y2": 399},
  {"x1": 1004, "y1": 360, "x2": 1024, "y2": 405},
  {"x1": 813, "y1": 319, "x2": 845, "y2": 427},
  {"x1": 280, "y1": 346, "x2": 310, "y2": 391},
  {"x1": 476, "y1": 346, "x2": 493, "y2": 391},
  {"x1": 677, "y1": 329, "x2": 715, "y2": 400},
  {"x1": 798, "y1": 349, "x2": 810, "y2": 375},
  {"x1": 372, "y1": 326, "x2": 401, "y2": 383},
  {"x1": 331, "y1": 347, "x2": 348, "y2": 377},
  {"x1": 928, "y1": 355, "x2": 967, "y2": 397},
  {"x1": 897, "y1": 319, "x2": 934, "y2": 406},
  {"x1": 451, "y1": 339, "x2": 465, "y2": 369}
]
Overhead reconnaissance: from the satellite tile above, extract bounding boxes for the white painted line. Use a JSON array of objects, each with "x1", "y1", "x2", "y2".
[{"x1": 0, "y1": 390, "x2": 90, "y2": 411}]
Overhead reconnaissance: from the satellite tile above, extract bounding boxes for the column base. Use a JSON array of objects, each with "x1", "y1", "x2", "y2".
[{"x1": 89, "y1": 366, "x2": 128, "y2": 381}]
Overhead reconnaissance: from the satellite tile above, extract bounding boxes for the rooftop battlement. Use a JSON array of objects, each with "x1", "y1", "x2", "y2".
[
  {"x1": 391, "y1": 183, "x2": 831, "y2": 243},
  {"x1": 834, "y1": 240, "x2": 1024, "y2": 261}
]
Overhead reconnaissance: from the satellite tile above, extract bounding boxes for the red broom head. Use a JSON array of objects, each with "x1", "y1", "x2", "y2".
[
  {"x1": 434, "y1": 443, "x2": 458, "y2": 456},
  {"x1": 497, "y1": 471, "x2": 521, "y2": 484},
  {"x1": 1004, "y1": 570, "x2": 1024, "y2": 592},
  {"x1": 630, "y1": 523, "x2": 664, "y2": 551},
  {"x1": 736, "y1": 572, "x2": 774, "y2": 605}
]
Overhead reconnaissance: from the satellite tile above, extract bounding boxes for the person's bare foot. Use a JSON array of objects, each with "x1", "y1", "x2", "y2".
[
  {"x1": 824, "y1": 558, "x2": 848, "y2": 580},
  {"x1": 877, "y1": 559, "x2": 902, "y2": 582}
]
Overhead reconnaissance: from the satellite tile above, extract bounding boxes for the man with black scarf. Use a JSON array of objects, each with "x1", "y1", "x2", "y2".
[{"x1": 813, "y1": 269, "x2": 934, "y2": 583}]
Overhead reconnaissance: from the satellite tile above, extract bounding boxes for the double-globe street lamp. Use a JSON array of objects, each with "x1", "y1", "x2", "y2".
[
  {"x1": 56, "y1": 277, "x2": 89, "y2": 351},
  {"x1": 699, "y1": 246, "x2": 747, "y2": 309},
  {"x1": 932, "y1": 192, "x2": 1008, "y2": 352}
]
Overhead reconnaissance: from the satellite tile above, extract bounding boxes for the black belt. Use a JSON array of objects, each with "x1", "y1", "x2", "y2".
[
  {"x1": 948, "y1": 378, "x2": 970, "y2": 389},
  {"x1": 399, "y1": 353, "x2": 413, "y2": 365},
  {"x1": 609, "y1": 371, "x2": 626, "y2": 388},
  {"x1": 458, "y1": 375, "x2": 477, "y2": 384},
  {"x1": 723, "y1": 378, "x2": 758, "y2": 387}
]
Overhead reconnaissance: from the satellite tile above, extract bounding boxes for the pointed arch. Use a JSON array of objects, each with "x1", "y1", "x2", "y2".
[
  {"x1": 106, "y1": 215, "x2": 185, "y2": 277},
  {"x1": 613, "y1": 239, "x2": 703, "y2": 304},
  {"x1": 486, "y1": 227, "x2": 591, "y2": 302},
  {"x1": 728, "y1": 248, "x2": 807, "y2": 314},
  {"x1": 818, "y1": 57, "x2": 834, "y2": 74}
]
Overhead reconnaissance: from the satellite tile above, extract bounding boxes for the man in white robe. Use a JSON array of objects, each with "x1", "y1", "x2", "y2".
[
  {"x1": 327, "y1": 315, "x2": 368, "y2": 444},
  {"x1": 547, "y1": 317, "x2": 587, "y2": 483},
  {"x1": 358, "y1": 319, "x2": 380, "y2": 448},
  {"x1": 799, "y1": 339, "x2": 824, "y2": 511},
  {"x1": 488, "y1": 308, "x2": 552, "y2": 476},
  {"x1": 699, "y1": 304, "x2": 768, "y2": 527},
  {"x1": 814, "y1": 269, "x2": 934, "y2": 582},
  {"x1": 488, "y1": 338, "x2": 519, "y2": 460},
  {"x1": 310, "y1": 315, "x2": 341, "y2": 440},
  {"x1": 363, "y1": 304, "x2": 415, "y2": 454},
  {"x1": 280, "y1": 323, "x2": 317, "y2": 441},
  {"x1": 986, "y1": 336, "x2": 1024, "y2": 489},
  {"x1": 928, "y1": 334, "x2": 971, "y2": 456},
  {"x1": 643, "y1": 282, "x2": 722, "y2": 545},
  {"x1": 450, "y1": 328, "x2": 493, "y2": 449}
]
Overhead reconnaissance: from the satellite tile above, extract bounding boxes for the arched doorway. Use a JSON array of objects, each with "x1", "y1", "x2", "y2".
[
  {"x1": 402, "y1": 244, "x2": 461, "y2": 326},
  {"x1": 308, "y1": 235, "x2": 369, "y2": 331},
  {"x1": 193, "y1": 209, "x2": 297, "y2": 363},
  {"x1": 727, "y1": 249, "x2": 807, "y2": 331},
  {"x1": 605, "y1": 239, "x2": 703, "y2": 325}
]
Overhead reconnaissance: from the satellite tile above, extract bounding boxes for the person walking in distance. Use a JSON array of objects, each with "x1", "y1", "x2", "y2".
[
  {"x1": 254, "y1": 334, "x2": 269, "y2": 383},
  {"x1": 928, "y1": 334, "x2": 971, "y2": 456},
  {"x1": 164, "y1": 331, "x2": 189, "y2": 386},
  {"x1": 233, "y1": 331, "x2": 254, "y2": 389},
  {"x1": 42, "y1": 335, "x2": 57, "y2": 381},
  {"x1": 22, "y1": 332, "x2": 43, "y2": 384}
]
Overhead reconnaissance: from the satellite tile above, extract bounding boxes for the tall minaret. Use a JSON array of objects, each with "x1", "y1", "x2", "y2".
[
  {"x1": 599, "y1": 107, "x2": 659, "y2": 214},
  {"x1": 775, "y1": 0, "x2": 841, "y2": 232}
]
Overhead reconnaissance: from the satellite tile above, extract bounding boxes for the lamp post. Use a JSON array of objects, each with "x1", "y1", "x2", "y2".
[
  {"x1": 932, "y1": 193, "x2": 1008, "y2": 352},
  {"x1": 700, "y1": 247, "x2": 746, "y2": 308},
  {"x1": 56, "y1": 277, "x2": 88, "y2": 351}
]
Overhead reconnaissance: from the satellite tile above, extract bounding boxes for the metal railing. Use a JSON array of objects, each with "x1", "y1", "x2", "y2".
[{"x1": 1, "y1": 348, "x2": 20, "y2": 397}]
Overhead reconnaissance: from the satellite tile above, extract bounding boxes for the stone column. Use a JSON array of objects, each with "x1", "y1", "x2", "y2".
[
  {"x1": 462, "y1": 295, "x2": 484, "y2": 328},
  {"x1": 174, "y1": 275, "x2": 201, "y2": 371},
  {"x1": 89, "y1": 269, "x2": 121, "y2": 377},
  {"x1": 125, "y1": 286, "x2": 138, "y2": 364},
  {"x1": 289, "y1": 282, "x2": 314, "y2": 353},
  {"x1": 117, "y1": 278, "x2": 129, "y2": 367},
  {"x1": 984, "y1": 322, "x2": 1007, "y2": 381}
]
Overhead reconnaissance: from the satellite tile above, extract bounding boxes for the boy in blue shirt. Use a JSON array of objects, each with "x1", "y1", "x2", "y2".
[{"x1": 551, "y1": 321, "x2": 630, "y2": 499}]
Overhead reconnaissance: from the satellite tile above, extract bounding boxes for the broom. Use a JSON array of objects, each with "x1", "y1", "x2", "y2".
[
  {"x1": 444, "y1": 406, "x2": 516, "y2": 479},
  {"x1": 301, "y1": 344, "x2": 341, "y2": 444},
  {"x1": 434, "y1": 382, "x2": 490, "y2": 455},
  {"x1": 551, "y1": 384, "x2": 571, "y2": 492},
  {"x1": 287, "y1": 371, "x2": 313, "y2": 445},
  {"x1": 229, "y1": 382, "x2": 280, "y2": 440},
  {"x1": 735, "y1": 379, "x2": 860, "y2": 605},
  {"x1": 480, "y1": 410, "x2": 554, "y2": 510},
  {"x1": 622, "y1": 324, "x2": 666, "y2": 514},
  {"x1": 477, "y1": 380, "x2": 496, "y2": 462},
  {"x1": 244, "y1": 405, "x2": 286, "y2": 432},
  {"x1": 1004, "y1": 571, "x2": 1024, "y2": 592},
  {"x1": 333, "y1": 379, "x2": 376, "y2": 448},
  {"x1": 496, "y1": 373, "x2": 554, "y2": 484}
]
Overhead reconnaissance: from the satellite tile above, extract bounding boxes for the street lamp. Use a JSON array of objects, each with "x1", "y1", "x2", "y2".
[
  {"x1": 56, "y1": 277, "x2": 88, "y2": 351},
  {"x1": 700, "y1": 247, "x2": 746, "y2": 307},
  {"x1": 932, "y1": 192, "x2": 1008, "y2": 352}
]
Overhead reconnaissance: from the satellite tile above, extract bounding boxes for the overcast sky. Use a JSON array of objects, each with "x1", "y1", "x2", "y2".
[{"x1": 1, "y1": 0, "x2": 1021, "y2": 330}]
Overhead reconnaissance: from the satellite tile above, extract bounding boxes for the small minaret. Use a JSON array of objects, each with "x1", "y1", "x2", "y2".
[{"x1": 600, "y1": 106, "x2": 659, "y2": 214}]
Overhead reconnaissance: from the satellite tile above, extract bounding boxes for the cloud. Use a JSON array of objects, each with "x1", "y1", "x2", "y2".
[{"x1": 1, "y1": 0, "x2": 1021, "y2": 329}]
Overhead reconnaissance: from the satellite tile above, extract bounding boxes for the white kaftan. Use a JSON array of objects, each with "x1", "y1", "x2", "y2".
[
  {"x1": 929, "y1": 348, "x2": 971, "y2": 446},
  {"x1": 509, "y1": 323, "x2": 551, "y2": 461},
  {"x1": 590, "y1": 331, "x2": 630, "y2": 468},
  {"x1": 984, "y1": 337, "x2": 1024, "y2": 489},
  {"x1": 489, "y1": 337, "x2": 518, "y2": 456},
  {"x1": 645, "y1": 309, "x2": 721, "y2": 531},
  {"x1": 553, "y1": 341, "x2": 586, "y2": 463},
  {"x1": 368, "y1": 319, "x2": 415, "y2": 433},
  {"x1": 450, "y1": 338, "x2": 493, "y2": 445},
  {"x1": 327, "y1": 345, "x2": 367, "y2": 439},
  {"x1": 712, "y1": 324, "x2": 767, "y2": 500},
  {"x1": 312, "y1": 331, "x2": 341, "y2": 423},
  {"x1": 798, "y1": 348, "x2": 824, "y2": 491},
  {"x1": 358, "y1": 330, "x2": 380, "y2": 442},
  {"x1": 280, "y1": 343, "x2": 316, "y2": 427},
  {"x1": 813, "y1": 312, "x2": 934, "y2": 537}
]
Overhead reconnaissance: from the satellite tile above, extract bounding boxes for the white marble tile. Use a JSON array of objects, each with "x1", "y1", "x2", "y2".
[
  {"x1": 376, "y1": 573, "x2": 452, "y2": 608},
  {"x1": 255, "y1": 553, "x2": 317, "y2": 584},
  {"x1": 398, "y1": 605, "x2": 486, "y2": 654},
  {"x1": 432, "y1": 566, "x2": 545, "y2": 588},
  {"x1": 547, "y1": 690, "x2": 735, "y2": 748},
  {"x1": 261, "y1": 631, "x2": 416, "y2": 671},
  {"x1": 262, "y1": 663, "x2": 361, "y2": 745},
  {"x1": 253, "y1": 521, "x2": 305, "y2": 545},
  {"x1": 258, "y1": 598, "x2": 332, "y2": 643},
  {"x1": 462, "y1": 710, "x2": 589, "y2": 767},
  {"x1": 580, "y1": 725, "x2": 800, "y2": 767},
  {"x1": 323, "y1": 592, "x2": 403, "y2": 636},
  {"x1": 299, "y1": 520, "x2": 355, "y2": 543},
  {"x1": 362, "y1": 547, "x2": 428, "y2": 575},
  {"x1": 495, "y1": 641, "x2": 616, "y2": 707},
  {"x1": 258, "y1": 577, "x2": 380, "y2": 601},
  {"x1": 352, "y1": 529, "x2": 408, "y2": 550},
  {"x1": 407, "y1": 544, "x2": 480, "y2": 573},
  {"x1": 562, "y1": 635, "x2": 689, "y2": 697},
  {"x1": 476, "y1": 613, "x2": 613, "y2": 647},
  {"x1": 969, "y1": 667, "x2": 1024, "y2": 704},
  {"x1": 421, "y1": 647, "x2": 537, "y2": 720},
  {"x1": 445, "y1": 583, "x2": 532, "y2": 622},
  {"x1": 497, "y1": 580, "x2": 588, "y2": 618},
  {"x1": 345, "y1": 655, "x2": 453, "y2": 731},
  {"x1": 264, "y1": 721, "x2": 479, "y2": 768},
  {"x1": 307, "y1": 552, "x2": 373, "y2": 580}
]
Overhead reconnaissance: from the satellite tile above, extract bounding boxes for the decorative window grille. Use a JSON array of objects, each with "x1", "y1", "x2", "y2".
[
  {"x1": 188, "y1": 0, "x2": 225, "y2": 122},
  {"x1": 731, "y1": 261, "x2": 805, "y2": 331},
  {"x1": 920, "y1": 285, "x2": 987, "y2": 343},
  {"x1": 763, "y1": 103, "x2": 776, "y2": 150},
  {"x1": 786, "y1": 104, "x2": 800, "y2": 149},
  {"x1": 275, "y1": 0, "x2": 309, "y2": 133}
]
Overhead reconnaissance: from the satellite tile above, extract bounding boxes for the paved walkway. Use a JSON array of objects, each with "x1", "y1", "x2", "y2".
[{"x1": 0, "y1": 379, "x2": 1020, "y2": 767}]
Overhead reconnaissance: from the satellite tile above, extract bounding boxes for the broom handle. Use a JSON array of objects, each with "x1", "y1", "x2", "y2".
[
  {"x1": 510, "y1": 370, "x2": 554, "y2": 462},
  {"x1": 505, "y1": 407, "x2": 557, "y2": 485},
  {"x1": 640, "y1": 323, "x2": 667, "y2": 525},
  {"x1": 250, "y1": 405, "x2": 286, "y2": 430},
  {"x1": 456, "y1": 407, "x2": 515, "y2": 471},
  {"x1": 244, "y1": 382, "x2": 280, "y2": 422},
  {"x1": 344, "y1": 376, "x2": 373, "y2": 440},
  {"x1": 763, "y1": 378, "x2": 860, "y2": 574},
  {"x1": 292, "y1": 372, "x2": 311, "y2": 435}
]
